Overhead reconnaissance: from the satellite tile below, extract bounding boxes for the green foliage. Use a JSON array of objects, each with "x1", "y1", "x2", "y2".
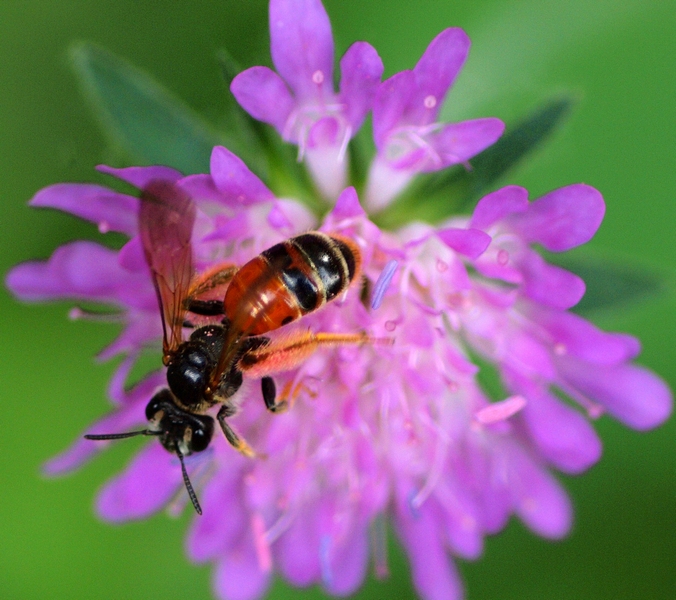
[
  {"x1": 70, "y1": 43, "x2": 223, "y2": 174},
  {"x1": 553, "y1": 254, "x2": 670, "y2": 314}
]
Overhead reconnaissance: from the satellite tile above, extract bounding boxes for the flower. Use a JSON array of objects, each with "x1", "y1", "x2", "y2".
[
  {"x1": 231, "y1": 0, "x2": 383, "y2": 200},
  {"x1": 364, "y1": 27, "x2": 504, "y2": 212},
  {"x1": 5, "y1": 1, "x2": 672, "y2": 600}
]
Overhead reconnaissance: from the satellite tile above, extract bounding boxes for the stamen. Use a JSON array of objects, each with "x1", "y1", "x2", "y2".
[
  {"x1": 474, "y1": 395, "x2": 527, "y2": 425},
  {"x1": 424, "y1": 94, "x2": 437, "y2": 109},
  {"x1": 98, "y1": 220, "x2": 110, "y2": 234},
  {"x1": 497, "y1": 249, "x2": 510, "y2": 266},
  {"x1": 251, "y1": 513, "x2": 273, "y2": 572},
  {"x1": 312, "y1": 70, "x2": 325, "y2": 85},
  {"x1": 371, "y1": 260, "x2": 399, "y2": 310},
  {"x1": 320, "y1": 535, "x2": 333, "y2": 587}
]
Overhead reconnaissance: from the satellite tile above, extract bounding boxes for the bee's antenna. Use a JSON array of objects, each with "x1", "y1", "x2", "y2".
[
  {"x1": 84, "y1": 430, "x2": 161, "y2": 441},
  {"x1": 176, "y1": 449, "x2": 203, "y2": 516}
]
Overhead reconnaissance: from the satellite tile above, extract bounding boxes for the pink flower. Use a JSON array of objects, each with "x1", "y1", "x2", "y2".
[
  {"x1": 231, "y1": 0, "x2": 383, "y2": 200},
  {"x1": 364, "y1": 28, "x2": 505, "y2": 212},
  {"x1": 5, "y1": 2, "x2": 671, "y2": 600}
]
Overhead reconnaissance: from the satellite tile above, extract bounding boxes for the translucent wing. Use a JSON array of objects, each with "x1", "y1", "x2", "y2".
[{"x1": 139, "y1": 180, "x2": 195, "y2": 360}]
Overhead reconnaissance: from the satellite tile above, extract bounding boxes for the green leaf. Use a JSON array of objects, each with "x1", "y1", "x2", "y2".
[
  {"x1": 70, "y1": 42, "x2": 224, "y2": 174},
  {"x1": 552, "y1": 254, "x2": 669, "y2": 314},
  {"x1": 375, "y1": 96, "x2": 575, "y2": 229}
]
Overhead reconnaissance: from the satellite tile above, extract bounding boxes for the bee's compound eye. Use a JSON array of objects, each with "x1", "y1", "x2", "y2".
[
  {"x1": 189, "y1": 416, "x2": 214, "y2": 453},
  {"x1": 145, "y1": 389, "x2": 173, "y2": 421}
]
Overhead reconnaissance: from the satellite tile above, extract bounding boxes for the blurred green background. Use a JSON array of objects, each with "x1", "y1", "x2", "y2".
[{"x1": 1, "y1": 0, "x2": 675, "y2": 598}]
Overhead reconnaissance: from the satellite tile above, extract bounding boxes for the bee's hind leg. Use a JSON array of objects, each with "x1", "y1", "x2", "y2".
[{"x1": 216, "y1": 404, "x2": 257, "y2": 458}]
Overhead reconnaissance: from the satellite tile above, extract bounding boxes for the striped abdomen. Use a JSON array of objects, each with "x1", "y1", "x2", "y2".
[{"x1": 223, "y1": 232, "x2": 361, "y2": 336}]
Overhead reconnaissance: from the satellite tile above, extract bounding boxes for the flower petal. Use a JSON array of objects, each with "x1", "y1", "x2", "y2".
[
  {"x1": 372, "y1": 70, "x2": 415, "y2": 150},
  {"x1": 269, "y1": 0, "x2": 334, "y2": 101},
  {"x1": 30, "y1": 183, "x2": 139, "y2": 235},
  {"x1": 231, "y1": 66, "x2": 295, "y2": 133},
  {"x1": 214, "y1": 533, "x2": 271, "y2": 600},
  {"x1": 410, "y1": 28, "x2": 470, "y2": 124},
  {"x1": 470, "y1": 185, "x2": 529, "y2": 230},
  {"x1": 321, "y1": 526, "x2": 369, "y2": 596},
  {"x1": 437, "y1": 227, "x2": 491, "y2": 259},
  {"x1": 96, "y1": 164, "x2": 182, "y2": 189},
  {"x1": 210, "y1": 146, "x2": 275, "y2": 205},
  {"x1": 423, "y1": 118, "x2": 504, "y2": 171},
  {"x1": 395, "y1": 485, "x2": 464, "y2": 600},
  {"x1": 511, "y1": 184, "x2": 605, "y2": 251},
  {"x1": 531, "y1": 306, "x2": 641, "y2": 365},
  {"x1": 560, "y1": 360, "x2": 673, "y2": 430},
  {"x1": 44, "y1": 394, "x2": 148, "y2": 475},
  {"x1": 96, "y1": 442, "x2": 182, "y2": 521},
  {"x1": 518, "y1": 384, "x2": 602, "y2": 474},
  {"x1": 509, "y1": 446, "x2": 572, "y2": 539},
  {"x1": 339, "y1": 41, "x2": 384, "y2": 132},
  {"x1": 521, "y1": 252, "x2": 586, "y2": 309},
  {"x1": 6, "y1": 241, "x2": 150, "y2": 306}
]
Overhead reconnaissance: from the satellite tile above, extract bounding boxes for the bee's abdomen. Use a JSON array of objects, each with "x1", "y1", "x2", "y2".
[{"x1": 223, "y1": 232, "x2": 361, "y2": 335}]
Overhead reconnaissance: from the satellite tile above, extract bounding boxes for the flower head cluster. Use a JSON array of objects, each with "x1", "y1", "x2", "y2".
[{"x1": 6, "y1": 1, "x2": 671, "y2": 600}]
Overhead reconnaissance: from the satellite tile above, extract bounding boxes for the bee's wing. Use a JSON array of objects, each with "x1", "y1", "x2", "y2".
[{"x1": 139, "y1": 180, "x2": 195, "y2": 358}]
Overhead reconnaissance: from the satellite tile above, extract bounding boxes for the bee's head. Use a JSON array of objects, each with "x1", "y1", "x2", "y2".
[
  {"x1": 145, "y1": 388, "x2": 214, "y2": 456},
  {"x1": 84, "y1": 388, "x2": 213, "y2": 515}
]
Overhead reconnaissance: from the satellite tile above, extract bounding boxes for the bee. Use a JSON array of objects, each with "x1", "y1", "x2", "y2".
[{"x1": 85, "y1": 180, "x2": 375, "y2": 515}]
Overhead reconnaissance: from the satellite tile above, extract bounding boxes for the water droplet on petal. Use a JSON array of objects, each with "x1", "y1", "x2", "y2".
[
  {"x1": 436, "y1": 259, "x2": 448, "y2": 272},
  {"x1": 553, "y1": 342, "x2": 567, "y2": 356},
  {"x1": 384, "y1": 320, "x2": 397, "y2": 332},
  {"x1": 424, "y1": 95, "x2": 437, "y2": 109}
]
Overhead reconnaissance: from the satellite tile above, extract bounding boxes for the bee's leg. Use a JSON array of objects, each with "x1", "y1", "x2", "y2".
[
  {"x1": 261, "y1": 377, "x2": 279, "y2": 412},
  {"x1": 240, "y1": 331, "x2": 393, "y2": 379},
  {"x1": 216, "y1": 404, "x2": 257, "y2": 458},
  {"x1": 261, "y1": 376, "x2": 316, "y2": 413},
  {"x1": 185, "y1": 299, "x2": 225, "y2": 317},
  {"x1": 183, "y1": 263, "x2": 239, "y2": 316}
]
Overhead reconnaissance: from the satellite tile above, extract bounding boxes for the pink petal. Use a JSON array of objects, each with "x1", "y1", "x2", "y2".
[
  {"x1": 409, "y1": 28, "x2": 471, "y2": 124},
  {"x1": 329, "y1": 186, "x2": 366, "y2": 220},
  {"x1": 470, "y1": 185, "x2": 529, "y2": 230},
  {"x1": 187, "y1": 469, "x2": 247, "y2": 562},
  {"x1": 210, "y1": 146, "x2": 274, "y2": 205},
  {"x1": 321, "y1": 527, "x2": 369, "y2": 596},
  {"x1": 30, "y1": 183, "x2": 138, "y2": 235},
  {"x1": 44, "y1": 396, "x2": 148, "y2": 475},
  {"x1": 521, "y1": 252, "x2": 586, "y2": 309},
  {"x1": 96, "y1": 164, "x2": 182, "y2": 189},
  {"x1": 532, "y1": 306, "x2": 641, "y2": 365},
  {"x1": 231, "y1": 66, "x2": 295, "y2": 133},
  {"x1": 269, "y1": 0, "x2": 334, "y2": 101},
  {"x1": 509, "y1": 446, "x2": 572, "y2": 539},
  {"x1": 275, "y1": 509, "x2": 321, "y2": 586},
  {"x1": 437, "y1": 227, "x2": 491, "y2": 259},
  {"x1": 395, "y1": 485, "x2": 464, "y2": 600},
  {"x1": 372, "y1": 70, "x2": 415, "y2": 150},
  {"x1": 511, "y1": 184, "x2": 605, "y2": 251},
  {"x1": 96, "y1": 442, "x2": 183, "y2": 521},
  {"x1": 339, "y1": 41, "x2": 384, "y2": 132},
  {"x1": 519, "y1": 385, "x2": 602, "y2": 474},
  {"x1": 214, "y1": 534, "x2": 271, "y2": 600},
  {"x1": 6, "y1": 241, "x2": 149, "y2": 306},
  {"x1": 561, "y1": 360, "x2": 673, "y2": 430},
  {"x1": 178, "y1": 174, "x2": 227, "y2": 205},
  {"x1": 423, "y1": 118, "x2": 504, "y2": 170}
]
